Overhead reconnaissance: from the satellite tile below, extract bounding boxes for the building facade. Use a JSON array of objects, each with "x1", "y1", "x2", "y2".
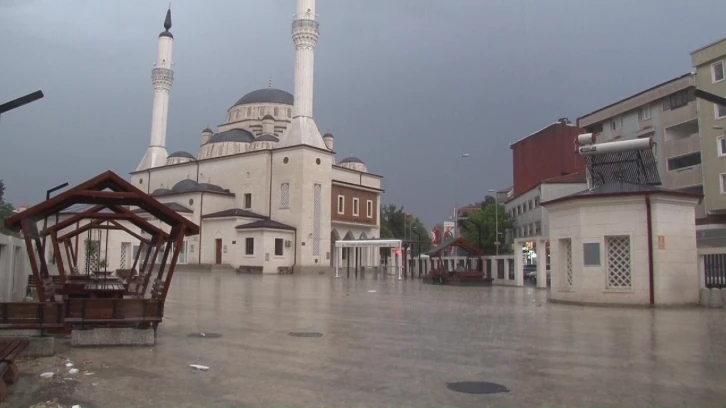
[
  {"x1": 510, "y1": 118, "x2": 585, "y2": 197},
  {"x1": 692, "y1": 39, "x2": 726, "y2": 221},
  {"x1": 577, "y1": 73, "x2": 701, "y2": 206}
]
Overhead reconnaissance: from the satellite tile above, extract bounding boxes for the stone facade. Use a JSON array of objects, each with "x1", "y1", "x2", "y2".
[{"x1": 546, "y1": 194, "x2": 700, "y2": 306}]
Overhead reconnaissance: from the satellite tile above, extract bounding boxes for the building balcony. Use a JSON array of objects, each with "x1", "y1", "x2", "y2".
[
  {"x1": 661, "y1": 101, "x2": 697, "y2": 128},
  {"x1": 664, "y1": 164, "x2": 703, "y2": 190},
  {"x1": 663, "y1": 132, "x2": 700, "y2": 158}
]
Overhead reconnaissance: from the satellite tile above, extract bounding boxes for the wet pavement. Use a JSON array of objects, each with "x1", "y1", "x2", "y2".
[{"x1": 7, "y1": 270, "x2": 726, "y2": 407}]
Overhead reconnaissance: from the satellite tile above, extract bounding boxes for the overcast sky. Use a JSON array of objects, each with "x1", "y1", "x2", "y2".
[{"x1": 0, "y1": 0, "x2": 723, "y2": 225}]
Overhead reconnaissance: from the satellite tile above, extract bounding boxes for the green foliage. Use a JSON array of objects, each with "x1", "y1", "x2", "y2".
[
  {"x1": 459, "y1": 198, "x2": 513, "y2": 254},
  {"x1": 380, "y1": 203, "x2": 431, "y2": 256},
  {"x1": 0, "y1": 179, "x2": 17, "y2": 236}
]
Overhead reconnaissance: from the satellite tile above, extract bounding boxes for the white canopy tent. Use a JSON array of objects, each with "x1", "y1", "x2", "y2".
[{"x1": 334, "y1": 239, "x2": 403, "y2": 280}]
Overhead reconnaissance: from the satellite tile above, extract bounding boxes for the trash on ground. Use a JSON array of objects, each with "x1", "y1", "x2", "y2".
[
  {"x1": 368, "y1": 290, "x2": 377, "y2": 293},
  {"x1": 189, "y1": 364, "x2": 209, "y2": 371},
  {"x1": 72, "y1": 405, "x2": 81, "y2": 408},
  {"x1": 84, "y1": 372, "x2": 95, "y2": 376},
  {"x1": 68, "y1": 368, "x2": 79, "y2": 375},
  {"x1": 65, "y1": 362, "x2": 74, "y2": 368},
  {"x1": 40, "y1": 372, "x2": 54, "y2": 378}
]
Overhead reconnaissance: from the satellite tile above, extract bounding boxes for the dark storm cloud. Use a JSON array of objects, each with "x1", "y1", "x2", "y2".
[{"x1": 0, "y1": 0, "x2": 723, "y2": 225}]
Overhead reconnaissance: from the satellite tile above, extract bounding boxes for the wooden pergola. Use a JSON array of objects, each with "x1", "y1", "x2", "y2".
[
  {"x1": 4, "y1": 170, "x2": 199, "y2": 305},
  {"x1": 423, "y1": 237, "x2": 491, "y2": 286}
]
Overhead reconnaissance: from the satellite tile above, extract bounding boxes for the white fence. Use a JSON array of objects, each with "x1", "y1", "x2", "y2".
[{"x1": 0, "y1": 233, "x2": 30, "y2": 301}]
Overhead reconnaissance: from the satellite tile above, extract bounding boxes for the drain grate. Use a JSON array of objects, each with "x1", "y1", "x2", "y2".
[
  {"x1": 446, "y1": 381, "x2": 509, "y2": 395},
  {"x1": 288, "y1": 332, "x2": 323, "y2": 338},
  {"x1": 187, "y1": 332, "x2": 223, "y2": 339}
]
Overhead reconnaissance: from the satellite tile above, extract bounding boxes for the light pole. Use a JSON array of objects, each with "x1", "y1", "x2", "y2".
[
  {"x1": 488, "y1": 189, "x2": 499, "y2": 255},
  {"x1": 453, "y1": 153, "x2": 469, "y2": 258},
  {"x1": 0, "y1": 91, "x2": 44, "y2": 127}
]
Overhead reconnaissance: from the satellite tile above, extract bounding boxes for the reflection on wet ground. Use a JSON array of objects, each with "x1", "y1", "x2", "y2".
[{"x1": 10, "y1": 270, "x2": 726, "y2": 407}]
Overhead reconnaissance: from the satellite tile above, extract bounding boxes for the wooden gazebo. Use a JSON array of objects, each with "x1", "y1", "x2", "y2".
[
  {"x1": 3, "y1": 170, "x2": 199, "y2": 331},
  {"x1": 422, "y1": 237, "x2": 492, "y2": 286}
]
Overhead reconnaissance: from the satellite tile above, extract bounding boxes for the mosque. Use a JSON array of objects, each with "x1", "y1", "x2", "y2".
[{"x1": 127, "y1": 0, "x2": 382, "y2": 273}]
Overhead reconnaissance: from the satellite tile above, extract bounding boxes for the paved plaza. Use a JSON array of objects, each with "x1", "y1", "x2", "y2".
[{"x1": 7, "y1": 270, "x2": 726, "y2": 407}]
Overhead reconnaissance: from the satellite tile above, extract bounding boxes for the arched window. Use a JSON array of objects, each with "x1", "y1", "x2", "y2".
[
  {"x1": 287, "y1": 108, "x2": 292, "y2": 118},
  {"x1": 274, "y1": 107, "x2": 279, "y2": 116},
  {"x1": 280, "y1": 183, "x2": 290, "y2": 208},
  {"x1": 247, "y1": 108, "x2": 251, "y2": 117}
]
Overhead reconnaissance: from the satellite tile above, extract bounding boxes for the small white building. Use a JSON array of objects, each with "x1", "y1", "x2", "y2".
[{"x1": 544, "y1": 182, "x2": 702, "y2": 306}]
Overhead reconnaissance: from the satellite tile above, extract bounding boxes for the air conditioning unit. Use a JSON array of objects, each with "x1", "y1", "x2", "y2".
[{"x1": 284, "y1": 240, "x2": 292, "y2": 248}]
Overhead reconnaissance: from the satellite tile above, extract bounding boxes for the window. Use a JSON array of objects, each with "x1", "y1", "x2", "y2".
[
  {"x1": 719, "y1": 137, "x2": 726, "y2": 157},
  {"x1": 606, "y1": 236, "x2": 631, "y2": 289},
  {"x1": 560, "y1": 238, "x2": 573, "y2": 288},
  {"x1": 638, "y1": 105, "x2": 651, "y2": 121},
  {"x1": 274, "y1": 107, "x2": 279, "y2": 117},
  {"x1": 715, "y1": 104, "x2": 726, "y2": 119},
  {"x1": 280, "y1": 183, "x2": 290, "y2": 208},
  {"x1": 713, "y1": 60, "x2": 725, "y2": 83},
  {"x1": 665, "y1": 89, "x2": 691, "y2": 110},
  {"x1": 721, "y1": 173, "x2": 726, "y2": 194},
  {"x1": 667, "y1": 152, "x2": 701, "y2": 171},
  {"x1": 245, "y1": 238, "x2": 254, "y2": 255},
  {"x1": 287, "y1": 108, "x2": 292, "y2": 118},
  {"x1": 352, "y1": 198, "x2": 359, "y2": 216},
  {"x1": 274, "y1": 238, "x2": 284, "y2": 256},
  {"x1": 535, "y1": 221, "x2": 541, "y2": 235},
  {"x1": 534, "y1": 196, "x2": 540, "y2": 207},
  {"x1": 244, "y1": 193, "x2": 252, "y2": 209},
  {"x1": 528, "y1": 200, "x2": 533, "y2": 210},
  {"x1": 337, "y1": 195, "x2": 345, "y2": 214},
  {"x1": 366, "y1": 200, "x2": 373, "y2": 218},
  {"x1": 247, "y1": 108, "x2": 251, "y2": 117},
  {"x1": 610, "y1": 117, "x2": 623, "y2": 130}
]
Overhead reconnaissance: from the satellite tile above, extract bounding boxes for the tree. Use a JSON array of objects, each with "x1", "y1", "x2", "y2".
[
  {"x1": 459, "y1": 200, "x2": 513, "y2": 255},
  {"x1": 380, "y1": 204, "x2": 431, "y2": 256},
  {"x1": 0, "y1": 180, "x2": 17, "y2": 236}
]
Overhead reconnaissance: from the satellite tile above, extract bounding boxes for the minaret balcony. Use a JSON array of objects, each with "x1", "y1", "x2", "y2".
[
  {"x1": 151, "y1": 68, "x2": 174, "y2": 88},
  {"x1": 292, "y1": 19, "x2": 319, "y2": 33}
]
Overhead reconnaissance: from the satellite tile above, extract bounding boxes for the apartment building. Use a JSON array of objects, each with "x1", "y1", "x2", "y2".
[
  {"x1": 692, "y1": 38, "x2": 726, "y2": 224},
  {"x1": 577, "y1": 73, "x2": 704, "y2": 218}
]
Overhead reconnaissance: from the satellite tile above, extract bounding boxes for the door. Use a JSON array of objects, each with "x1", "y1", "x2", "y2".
[{"x1": 215, "y1": 239, "x2": 223, "y2": 264}]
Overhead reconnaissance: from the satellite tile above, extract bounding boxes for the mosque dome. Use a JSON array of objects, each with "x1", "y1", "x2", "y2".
[
  {"x1": 205, "y1": 129, "x2": 255, "y2": 144},
  {"x1": 166, "y1": 150, "x2": 196, "y2": 166},
  {"x1": 168, "y1": 151, "x2": 196, "y2": 160},
  {"x1": 152, "y1": 188, "x2": 172, "y2": 196},
  {"x1": 232, "y1": 88, "x2": 294, "y2": 107},
  {"x1": 202, "y1": 127, "x2": 213, "y2": 134},
  {"x1": 170, "y1": 179, "x2": 227, "y2": 194},
  {"x1": 250, "y1": 133, "x2": 280, "y2": 151},
  {"x1": 339, "y1": 156, "x2": 368, "y2": 173},
  {"x1": 323, "y1": 132, "x2": 334, "y2": 139}
]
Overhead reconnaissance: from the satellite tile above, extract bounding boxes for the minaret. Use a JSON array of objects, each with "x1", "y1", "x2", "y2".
[
  {"x1": 136, "y1": 8, "x2": 174, "y2": 171},
  {"x1": 278, "y1": 0, "x2": 327, "y2": 149}
]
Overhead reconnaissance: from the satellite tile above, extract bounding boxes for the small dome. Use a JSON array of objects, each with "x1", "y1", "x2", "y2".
[
  {"x1": 168, "y1": 151, "x2": 196, "y2": 160},
  {"x1": 152, "y1": 188, "x2": 172, "y2": 196},
  {"x1": 339, "y1": 156, "x2": 364, "y2": 165},
  {"x1": 171, "y1": 179, "x2": 198, "y2": 193},
  {"x1": 206, "y1": 128, "x2": 255, "y2": 144},
  {"x1": 232, "y1": 88, "x2": 294, "y2": 107},
  {"x1": 198, "y1": 183, "x2": 225, "y2": 193},
  {"x1": 262, "y1": 114, "x2": 275, "y2": 121},
  {"x1": 159, "y1": 31, "x2": 173, "y2": 39},
  {"x1": 323, "y1": 132, "x2": 334, "y2": 139},
  {"x1": 256, "y1": 133, "x2": 279, "y2": 142},
  {"x1": 202, "y1": 127, "x2": 213, "y2": 134}
]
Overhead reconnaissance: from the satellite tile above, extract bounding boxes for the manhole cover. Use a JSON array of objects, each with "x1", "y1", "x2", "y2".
[
  {"x1": 288, "y1": 332, "x2": 323, "y2": 338},
  {"x1": 187, "y1": 332, "x2": 223, "y2": 339},
  {"x1": 446, "y1": 381, "x2": 509, "y2": 395}
]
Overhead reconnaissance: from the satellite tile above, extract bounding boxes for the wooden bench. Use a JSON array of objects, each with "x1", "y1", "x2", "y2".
[
  {"x1": 237, "y1": 266, "x2": 263, "y2": 274},
  {"x1": 0, "y1": 302, "x2": 65, "y2": 332},
  {"x1": 64, "y1": 298, "x2": 164, "y2": 329},
  {"x1": 278, "y1": 266, "x2": 293, "y2": 275},
  {"x1": 0, "y1": 338, "x2": 30, "y2": 402}
]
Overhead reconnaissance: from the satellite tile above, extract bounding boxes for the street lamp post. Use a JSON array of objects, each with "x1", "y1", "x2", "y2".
[
  {"x1": 454, "y1": 154, "x2": 470, "y2": 257},
  {"x1": 488, "y1": 189, "x2": 499, "y2": 255},
  {"x1": 0, "y1": 90, "x2": 45, "y2": 126}
]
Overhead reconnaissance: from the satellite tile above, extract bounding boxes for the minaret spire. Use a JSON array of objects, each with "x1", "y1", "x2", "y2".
[
  {"x1": 136, "y1": 8, "x2": 175, "y2": 171},
  {"x1": 278, "y1": 0, "x2": 327, "y2": 149}
]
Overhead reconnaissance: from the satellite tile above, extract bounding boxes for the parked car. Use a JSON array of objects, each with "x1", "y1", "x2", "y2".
[{"x1": 524, "y1": 265, "x2": 551, "y2": 286}]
